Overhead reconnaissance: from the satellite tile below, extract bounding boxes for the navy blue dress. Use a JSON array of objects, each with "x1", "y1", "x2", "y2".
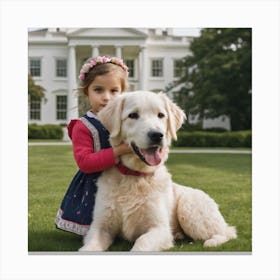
[{"x1": 55, "y1": 114, "x2": 111, "y2": 235}]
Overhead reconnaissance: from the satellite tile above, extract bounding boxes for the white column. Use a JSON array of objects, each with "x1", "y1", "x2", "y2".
[
  {"x1": 91, "y1": 44, "x2": 99, "y2": 58},
  {"x1": 115, "y1": 45, "x2": 122, "y2": 58},
  {"x1": 139, "y1": 46, "x2": 147, "y2": 90},
  {"x1": 67, "y1": 44, "x2": 78, "y2": 121}
]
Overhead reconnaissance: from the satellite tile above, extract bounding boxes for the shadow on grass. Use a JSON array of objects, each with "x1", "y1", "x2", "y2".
[
  {"x1": 28, "y1": 229, "x2": 135, "y2": 252},
  {"x1": 28, "y1": 229, "x2": 83, "y2": 252},
  {"x1": 29, "y1": 227, "x2": 249, "y2": 253},
  {"x1": 28, "y1": 229, "x2": 195, "y2": 252},
  {"x1": 29, "y1": 229, "x2": 222, "y2": 253}
]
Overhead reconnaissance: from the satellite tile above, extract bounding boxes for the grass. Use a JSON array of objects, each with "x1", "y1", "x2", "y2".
[{"x1": 28, "y1": 145, "x2": 251, "y2": 253}]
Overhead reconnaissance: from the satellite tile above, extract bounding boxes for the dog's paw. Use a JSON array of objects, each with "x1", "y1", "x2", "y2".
[
  {"x1": 203, "y1": 238, "x2": 219, "y2": 247},
  {"x1": 78, "y1": 245, "x2": 92, "y2": 252},
  {"x1": 79, "y1": 243, "x2": 105, "y2": 252},
  {"x1": 203, "y1": 234, "x2": 228, "y2": 247}
]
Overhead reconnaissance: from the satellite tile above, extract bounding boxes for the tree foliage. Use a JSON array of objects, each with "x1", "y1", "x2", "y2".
[
  {"x1": 169, "y1": 28, "x2": 251, "y2": 131},
  {"x1": 28, "y1": 75, "x2": 46, "y2": 100}
]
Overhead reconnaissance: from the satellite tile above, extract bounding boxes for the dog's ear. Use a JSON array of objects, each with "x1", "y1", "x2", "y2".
[
  {"x1": 98, "y1": 95, "x2": 125, "y2": 140},
  {"x1": 159, "y1": 93, "x2": 186, "y2": 140}
]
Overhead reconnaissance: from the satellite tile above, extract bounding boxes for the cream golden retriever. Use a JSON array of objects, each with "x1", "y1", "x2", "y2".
[{"x1": 79, "y1": 91, "x2": 237, "y2": 252}]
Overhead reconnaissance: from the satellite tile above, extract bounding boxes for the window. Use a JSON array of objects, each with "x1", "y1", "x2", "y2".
[
  {"x1": 29, "y1": 96, "x2": 41, "y2": 120},
  {"x1": 56, "y1": 96, "x2": 67, "y2": 120},
  {"x1": 56, "y1": 59, "x2": 67, "y2": 77},
  {"x1": 173, "y1": 59, "x2": 182, "y2": 78},
  {"x1": 124, "y1": 59, "x2": 134, "y2": 78},
  {"x1": 29, "y1": 59, "x2": 41, "y2": 77},
  {"x1": 151, "y1": 59, "x2": 163, "y2": 77}
]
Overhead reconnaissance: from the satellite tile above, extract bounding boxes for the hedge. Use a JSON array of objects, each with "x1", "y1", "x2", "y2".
[
  {"x1": 174, "y1": 130, "x2": 251, "y2": 148},
  {"x1": 28, "y1": 124, "x2": 63, "y2": 140}
]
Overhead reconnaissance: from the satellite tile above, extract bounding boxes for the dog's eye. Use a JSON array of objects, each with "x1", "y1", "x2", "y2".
[
  {"x1": 128, "y1": 112, "x2": 139, "y2": 119},
  {"x1": 158, "y1": 112, "x2": 165, "y2": 119}
]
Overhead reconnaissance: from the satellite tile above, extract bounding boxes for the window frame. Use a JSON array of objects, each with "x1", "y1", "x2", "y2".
[
  {"x1": 124, "y1": 59, "x2": 135, "y2": 78},
  {"x1": 56, "y1": 95, "x2": 68, "y2": 120},
  {"x1": 55, "y1": 58, "x2": 67, "y2": 78},
  {"x1": 150, "y1": 58, "x2": 164, "y2": 78},
  {"x1": 29, "y1": 58, "x2": 41, "y2": 77},
  {"x1": 29, "y1": 95, "x2": 41, "y2": 120}
]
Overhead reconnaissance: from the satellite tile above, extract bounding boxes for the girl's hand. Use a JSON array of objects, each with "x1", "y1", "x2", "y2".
[{"x1": 113, "y1": 143, "x2": 132, "y2": 158}]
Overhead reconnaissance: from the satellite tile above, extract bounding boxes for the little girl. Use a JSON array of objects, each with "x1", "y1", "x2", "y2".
[{"x1": 55, "y1": 56, "x2": 132, "y2": 235}]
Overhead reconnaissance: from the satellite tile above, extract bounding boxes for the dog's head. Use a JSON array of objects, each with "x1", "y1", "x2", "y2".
[{"x1": 98, "y1": 91, "x2": 186, "y2": 172}]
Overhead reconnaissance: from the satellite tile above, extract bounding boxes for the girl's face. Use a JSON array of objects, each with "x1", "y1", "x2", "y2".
[{"x1": 87, "y1": 74, "x2": 122, "y2": 114}]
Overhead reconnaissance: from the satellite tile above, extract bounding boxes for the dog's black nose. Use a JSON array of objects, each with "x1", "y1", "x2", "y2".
[{"x1": 148, "y1": 130, "x2": 163, "y2": 144}]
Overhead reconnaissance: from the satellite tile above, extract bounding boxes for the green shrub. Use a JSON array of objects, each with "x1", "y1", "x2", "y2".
[
  {"x1": 181, "y1": 122, "x2": 203, "y2": 132},
  {"x1": 28, "y1": 124, "x2": 63, "y2": 139},
  {"x1": 174, "y1": 131, "x2": 251, "y2": 148},
  {"x1": 202, "y1": 127, "x2": 228, "y2": 133}
]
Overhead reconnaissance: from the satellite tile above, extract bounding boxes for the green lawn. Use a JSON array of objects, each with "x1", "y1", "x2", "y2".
[{"x1": 28, "y1": 145, "x2": 251, "y2": 252}]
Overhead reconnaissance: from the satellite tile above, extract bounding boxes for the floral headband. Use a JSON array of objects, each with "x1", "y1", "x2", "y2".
[{"x1": 79, "y1": 56, "x2": 129, "y2": 81}]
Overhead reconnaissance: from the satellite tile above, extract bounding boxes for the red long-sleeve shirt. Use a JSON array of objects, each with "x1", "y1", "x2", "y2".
[{"x1": 68, "y1": 119, "x2": 116, "y2": 174}]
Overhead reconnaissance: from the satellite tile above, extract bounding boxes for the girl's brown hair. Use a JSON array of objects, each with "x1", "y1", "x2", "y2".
[{"x1": 80, "y1": 60, "x2": 129, "y2": 95}]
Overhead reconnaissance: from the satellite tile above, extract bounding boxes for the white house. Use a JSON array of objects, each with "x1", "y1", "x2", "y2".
[{"x1": 28, "y1": 28, "x2": 230, "y2": 130}]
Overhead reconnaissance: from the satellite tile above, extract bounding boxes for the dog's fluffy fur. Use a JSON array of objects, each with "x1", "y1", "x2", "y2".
[{"x1": 79, "y1": 91, "x2": 237, "y2": 252}]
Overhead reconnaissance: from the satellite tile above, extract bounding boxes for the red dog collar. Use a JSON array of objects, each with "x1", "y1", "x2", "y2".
[{"x1": 115, "y1": 161, "x2": 148, "y2": 177}]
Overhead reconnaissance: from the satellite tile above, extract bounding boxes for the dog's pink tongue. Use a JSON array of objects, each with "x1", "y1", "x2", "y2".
[{"x1": 141, "y1": 148, "x2": 163, "y2": 166}]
